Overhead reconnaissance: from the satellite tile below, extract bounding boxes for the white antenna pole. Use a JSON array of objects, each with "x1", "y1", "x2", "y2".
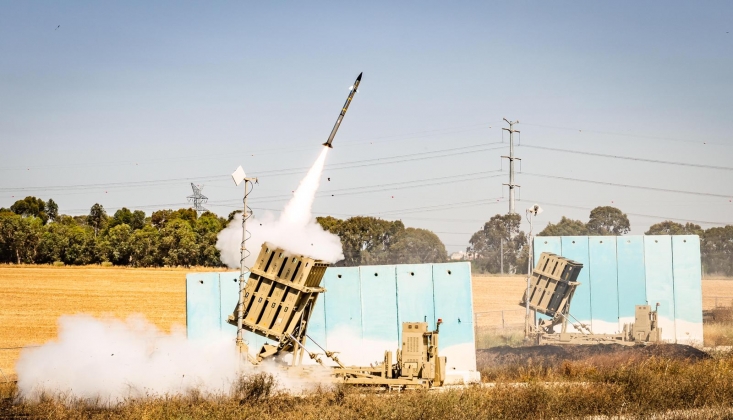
[
  {"x1": 236, "y1": 177, "x2": 257, "y2": 354},
  {"x1": 231, "y1": 165, "x2": 257, "y2": 356}
]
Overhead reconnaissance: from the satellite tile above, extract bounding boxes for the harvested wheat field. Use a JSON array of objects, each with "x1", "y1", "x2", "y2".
[
  {"x1": 2, "y1": 267, "x2": 731, "y2": 379},
  {"x1": 0, "y1": 265, "x2": 226, "y2": 378},
  {"x1": 702, "y1": 277, "x2": 733, "y2": 309}
]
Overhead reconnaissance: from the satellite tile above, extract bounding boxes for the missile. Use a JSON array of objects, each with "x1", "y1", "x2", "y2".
[{"x1": 323, "y1": 72, "x2": 362, "y2": 148}]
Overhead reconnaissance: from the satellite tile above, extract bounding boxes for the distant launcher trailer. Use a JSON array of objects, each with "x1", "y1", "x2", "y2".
[
  {"x1": 227, "y1": 244, "x2": 447, "y2": 389},
  {"x1": 522, "y1": 252, "x2": 661, "y2": 345}
]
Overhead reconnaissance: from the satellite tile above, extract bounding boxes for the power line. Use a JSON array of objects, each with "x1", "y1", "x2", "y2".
[
  {"x1": 371, "y1": 197, "x2": 507, "y2": 216},
  {"x1": 209, "y1": 171, "x2": 506, "y2": 205},
  {"x1": 521, "y1": 122, "x2": 731, "y2": 147},
  {"x1": 2, "y1": 143, "x2": 507, "y2": 194},
  {"x1": 0, "y1": 123, "x2": 495, "y2": 172},
  {"x1": 521, "y1": 172, "x2": 733, "y2": 199},
  {"x1": 520, "y1": 144, "x2": 733, "y2": 171}
]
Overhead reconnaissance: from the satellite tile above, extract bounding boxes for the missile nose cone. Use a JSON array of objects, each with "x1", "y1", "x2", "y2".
[{"x1": 356, "y1": 72, "x2": 363, "y2": 81}]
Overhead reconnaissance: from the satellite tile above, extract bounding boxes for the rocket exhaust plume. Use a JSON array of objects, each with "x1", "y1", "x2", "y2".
[{"x1": 216, "y1": 146, "x2": 343, "y2": 268}]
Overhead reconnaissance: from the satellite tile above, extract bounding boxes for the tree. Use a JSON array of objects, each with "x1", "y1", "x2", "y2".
[
  {"x1": 130, "y1": 226, "x2": 161, "y2": 267},
  {"x1": 158, "y1": 219, "x2": 199, "y2": 267},
  {"x1": 227, "y1": 210, "x2": 242, "y2": 222},
  {"x1": 317, "y1": 216, "x2": 405, "y2": 266},
  {"x1": 130, "y1": 210, "x2": 146, "y2": 230},
  {"x1": 195, "y1": 212, "x2": 225, "y2": 266},
  {"x1": 467, "y1": 213, "x2": 527, "y2": 274},
  {"x1": 11, "y1": 196, "x2": 48, "y2": 225},
  {"x1": 0, "y1": 213, "x2": 43, "y2": 263},
  {"x1": 88, "y1": 203, "x2": 108, "y2": 237},
  {"x1": 46, "y1": 199, "x2": 59, "y2": 222},
  {"x1": 62, "y1": 224, "x2": 98, "y2": 265},
  {"x1": 108, "y1": 207, "x2": 134, "y2": 230},
  {"x1": 107, "y1": 208, "x2": 146, "y2": 231},
  {"x1": 645, "y1": 221, "x2": 704, "y2": 236},
  {"x1": 586, "y1": 206, "x2": 630, "y2": 236},
  {"x1": 104, "y1": 224, "x2": 134, "y2": 265},
  {"x1": 538, "y1": 217, "x2": 589, "y2": 236},
  {"x1": 37, "y1": 222, "x2": 70, "y2": 263},
  {"x1": 388, "y1": 228, "x2": 447, "y2": 264},
  {"x1": 151, "y1": 208, "x2": 197, "y2": 229},
  {"x1": 701, "y1": 225, "x2": 733, "y2": 276}
]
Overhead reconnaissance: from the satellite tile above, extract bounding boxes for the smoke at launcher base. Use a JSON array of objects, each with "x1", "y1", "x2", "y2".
[
  {"x1": 216, "y1": 146, "x2": 344, "y2": 267},
  {"x1": 15, "y1": 147, "x2": 343, "y2": 401}
]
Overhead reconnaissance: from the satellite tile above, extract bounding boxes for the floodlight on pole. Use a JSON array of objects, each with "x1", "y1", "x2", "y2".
[
  {"x1": 524, "y1": 203, "x2": 542, "y2": 340},
  {"x1": 231, "y1": 165, "x2": 258, "y2": 357}
]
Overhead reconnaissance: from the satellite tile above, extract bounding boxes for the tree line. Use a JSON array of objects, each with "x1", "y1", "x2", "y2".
[
  {"x1": 0, "y1": 197, "x2": 448, "y2": 268},
  {"x1": 0, "y1": 197, "x2": 730, "y2": 275},
  {"x1": 465, "y1": 206, "x2": 733, "y2": 275}
]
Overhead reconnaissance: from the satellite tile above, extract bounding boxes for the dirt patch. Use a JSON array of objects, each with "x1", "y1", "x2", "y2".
[{"x1": 477, "y1": 344, "x2": 709, "y2": 370}]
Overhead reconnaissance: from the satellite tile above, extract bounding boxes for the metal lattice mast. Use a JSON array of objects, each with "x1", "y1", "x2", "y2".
[
  {"x1": 187, "y1": 183, "x2": 208, "y2": 215},
  {"x1": 230, "y1": 165, "x2": 257, "y2": 359},
  {"x1": 236, "y1": 176, "x2": 257, "y2": 353},
  {"x1": 502, "y1": 119, "x2": 521, "y2": 214}
]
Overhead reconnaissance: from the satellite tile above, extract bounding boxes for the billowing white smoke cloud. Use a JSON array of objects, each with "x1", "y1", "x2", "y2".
[
  {"x1": 217, "y1": 147, "x2": 343, "y2": 267},
  {"x1": 16, "y1": 315, "x2": 329, "y2": 401},
  {"x1": 16, "y1": 315, "x2": 240, "y2": 401},
  {"x1": 16, "y1": 148, "x2": 346, "y2": 401}
]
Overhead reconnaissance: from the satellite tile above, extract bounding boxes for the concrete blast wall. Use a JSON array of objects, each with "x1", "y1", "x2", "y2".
[
  {"x1": 534, "y1": 235, "x2": 703, "y2": 344},
  {"x1": 186, "y1": 262, "x2": 476, "y2": 371}
]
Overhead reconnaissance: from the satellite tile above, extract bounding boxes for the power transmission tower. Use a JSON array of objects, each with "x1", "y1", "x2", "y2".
[
  {"x1": 502, "y1": 118, "x2": 521, "y2": 214},
  {"x1": 187, "y1": 183, "x2": 208, "y2": 214}
]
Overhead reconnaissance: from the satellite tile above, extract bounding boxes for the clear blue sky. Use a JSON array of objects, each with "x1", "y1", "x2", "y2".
[{"x1": 1, "y1": 1, "x2": 732, "y2": 252}]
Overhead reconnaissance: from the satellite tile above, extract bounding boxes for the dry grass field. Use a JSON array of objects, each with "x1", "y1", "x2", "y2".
[
  {"x1": 0, "y1": 265, "x2": 226, "y2": 379},
  {"x1": 1, "y1": 267, "x2": 732, "y2": 380}
]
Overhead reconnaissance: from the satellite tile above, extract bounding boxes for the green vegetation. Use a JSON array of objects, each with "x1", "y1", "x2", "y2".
[
  {"x1": 2, "y1": 197, "x2": 732, "y2": 275},
  {"x1": 0, "y1": 197, "x2": 449, "y2": 267},
  {"x1": 467, "y1": 213, "x2": 528, "y2": 274},
  {"x1": 317, "y1": 216, "x2": 447, "y2": 266}
]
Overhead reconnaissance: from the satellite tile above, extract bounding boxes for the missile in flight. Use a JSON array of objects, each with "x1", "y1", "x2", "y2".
[{"x1": 323, "y1": 72, "x2": 362, "y2": 148}]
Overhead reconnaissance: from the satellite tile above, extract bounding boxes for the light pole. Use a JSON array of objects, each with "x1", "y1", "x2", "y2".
[
  {"x1": 524, "y1": 204, "x2": 543, "y2": 338},
  {"x1": 231, "y1": 165, "x2": 257, "y2": 356}
]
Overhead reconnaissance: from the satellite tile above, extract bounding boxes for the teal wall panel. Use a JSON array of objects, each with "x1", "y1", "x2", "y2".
[
  {"x1": 306, "y1": 296, "x2": 327, "y2": 350},
  {"x1": 533, "y1": 235, "x2": 701, "y2": 344},
  {"x1": 219, "y1": 272, "x2": 240, "y2": 335},
  {"x1": 396, "y1": 264, "x2": 436, "y2": 340},
  {"x1": 360, "y1": 265, "x2": 399, "y2": 343},
  {"x1": 534, "y1": 236, "x2": 562, "y2": 266},
  {"x1": 644, "y1": 235, "x2": 676, "y2": 341},
  {"x1": 432, "y1": 262, "x2": 474, "y2": 349},
  {"x1": 588, "y1": 237, "x2": 619, "y2": 333},
  {"x1": 616, "y1": 236, "x2": 647, "y2": 323},
  {"x1": 185, "y1": 273, "x2": 221, "y2": 340},
  {"x1": 322, "y1": 267, "x2": 362, "y2": 347},
  {"x1": 672, "y1": 235, "x2": 703, "y2": 344},
  {"x1": 187, "y1": 262, "x2": 477, "y2": 369},
  {"x1": 560, "y1": 236, "x2": 592, "y2": 325}
]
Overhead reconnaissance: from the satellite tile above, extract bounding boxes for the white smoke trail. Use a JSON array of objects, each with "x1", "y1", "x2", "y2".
[{"x1": 216, "y1": 147, "x2": 343, "y2": 267}]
